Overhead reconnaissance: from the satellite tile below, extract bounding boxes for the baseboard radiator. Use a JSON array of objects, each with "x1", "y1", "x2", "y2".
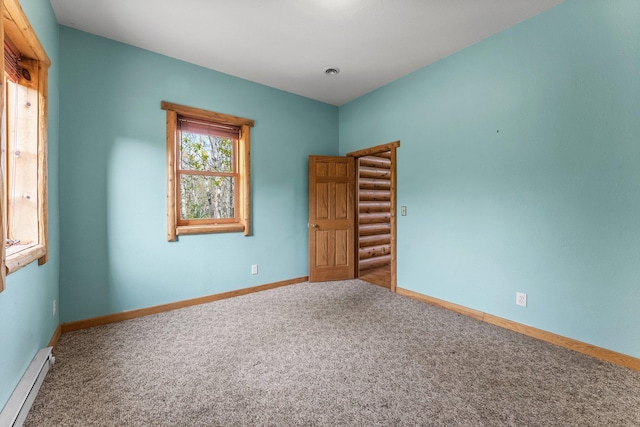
[{"x1": 0, "y1": 347, "x2": 55, "y2": 427}]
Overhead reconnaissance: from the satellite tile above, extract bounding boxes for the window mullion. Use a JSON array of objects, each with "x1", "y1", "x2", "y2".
[{"x1": 177, "y1": 170, "x2": 236, "y2": 178}]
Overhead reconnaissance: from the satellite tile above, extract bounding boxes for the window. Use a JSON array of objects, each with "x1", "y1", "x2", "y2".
[
  {"x1": 162, "y1": 101, "x2": 254, "y2": 241},
  {"x1": 1, "y1": 0, "x2": 51, "y2": 291}
]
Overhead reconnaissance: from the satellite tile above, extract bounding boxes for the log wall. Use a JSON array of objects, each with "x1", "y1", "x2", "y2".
[{"x1": 357, "y1": 152, "x2": 392, "y2": 274}]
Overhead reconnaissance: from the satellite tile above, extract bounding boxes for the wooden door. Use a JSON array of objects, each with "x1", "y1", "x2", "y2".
[{"x1": 308, "y1": 156, "x2": 355, "y2": 282}]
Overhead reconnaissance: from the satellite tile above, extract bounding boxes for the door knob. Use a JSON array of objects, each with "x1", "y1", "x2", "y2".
[{"x1": 310, "y1": 223, "x2": 318, "y2": 228}]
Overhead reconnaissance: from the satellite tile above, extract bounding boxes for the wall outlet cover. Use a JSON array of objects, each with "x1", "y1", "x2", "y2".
[{"x1": 516, "y1": 292, "x2": 527, "y2": 307}]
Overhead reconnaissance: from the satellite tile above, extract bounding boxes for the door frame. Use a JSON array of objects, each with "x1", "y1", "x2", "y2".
[{"x1": 347, "y1": 141, "x2": 399, "y2": 292}]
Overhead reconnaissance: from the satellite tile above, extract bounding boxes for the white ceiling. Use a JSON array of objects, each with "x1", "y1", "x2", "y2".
[{"x1": 50, "y1": 0, "x2": 565, "y2": 106}]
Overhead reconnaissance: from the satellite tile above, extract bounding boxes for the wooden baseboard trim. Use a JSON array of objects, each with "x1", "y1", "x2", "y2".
[
  {"x1": 61, "y1": 276, "x2": 308, "y2": 333},
  {"x1": 48, "y1": 324, "x2": 62, "y2": 348},
  {"x1": 397, "y1": 287, "x2": 640, "y2": 372}
]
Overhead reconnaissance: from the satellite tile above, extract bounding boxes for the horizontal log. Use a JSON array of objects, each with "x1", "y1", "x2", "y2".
[
  {"x1": 359, "y1": 254, "x2": 392, "y2": 270},
  {"x1": 359, "y1": 233, "x2": 391, "y2": 248},
  {"x1": 359, "y1": 201, "x2": 391, "y2": 213},
  {"x1": 359, "y1": 223, "x2": 391, "y2": 236},
  {"x1": 359, "y1": 166, "x2": 391, "y2": 179},
  {"x1": 359, "y1": 156, "x2": 391, "y2": 169},
  {"x1": 359, "y1": 189, "x2": 391, "y2": 202},
  {"x1": 359, "y1": 244, "x2": 391, "y2": 260},
  {"x1": 359, "y1": 212, "x2": 391, "y2": 224},
  {"x1": 347, "y1": 143, "x2": 398, "y2": 158},
  {"x1": 359, "y1": 177, "x2": 390, "y2": 190},
  {"x1": 377, "y1": 151, "x2": 392, "y2": 159}
]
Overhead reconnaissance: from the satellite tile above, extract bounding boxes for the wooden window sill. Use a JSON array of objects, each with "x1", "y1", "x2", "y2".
[
  {"x1": 176, "y1": 223, "x2": 245, "y2": 236},
  {"x1": 6, "y1": 244, "x2": 46, "y2": 274}
]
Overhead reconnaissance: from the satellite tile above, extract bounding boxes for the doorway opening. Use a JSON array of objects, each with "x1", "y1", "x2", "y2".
[{"x1": 347, "y1": 141, "x2": 399, "y2": 291}]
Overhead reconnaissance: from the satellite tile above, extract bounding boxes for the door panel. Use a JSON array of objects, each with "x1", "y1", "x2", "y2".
[
  {"x1": 335, "y1": 183, "x2": 349, "y2": 219},
  {"x1": 316, "y1": 183, "x2": 329, "y2": 219},
  {"x1": 335, "y1": 229, "x2": 349, "y2": 266},
  {"x1": 316, "y1": 230, "x2": 329, "y2": 267},
  {"x1": 309, "y1": 156, "x2": 355, "y2": 282}
]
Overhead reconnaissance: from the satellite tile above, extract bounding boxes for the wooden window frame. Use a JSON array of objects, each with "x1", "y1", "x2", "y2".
[
  {"x1": 162, "y1": 101, "x2": 254, "y2": 241},
  {"x1": 0, "y1": 0, "x2": 51, "y2": 291}
]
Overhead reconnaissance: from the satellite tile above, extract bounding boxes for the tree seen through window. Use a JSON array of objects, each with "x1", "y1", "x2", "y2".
[{"x1": 179, "y1": 131, "x2": 236, "y2": 220}]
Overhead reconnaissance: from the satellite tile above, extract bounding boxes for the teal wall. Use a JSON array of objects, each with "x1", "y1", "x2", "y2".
[
  {"x1": 58, "y1": 27, "x2": 338, "y2": 323},
  {"x1": 0, "y1": 0, "x2": 60, "y2": 411},
  {"x1": 340, "y1": 0, "x2": 640, "y2": 358}
]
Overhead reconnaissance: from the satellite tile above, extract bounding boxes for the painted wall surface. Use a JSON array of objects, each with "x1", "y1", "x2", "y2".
[
  {"x1": 58, "y1": 27, "x2": 338, "y2": 323},
  {"x1": 0, "y1": 0, "x2": 60, "y2": 411},
  {"x1": 339, "y1": 0, "x2": 640, "y2": 358}
]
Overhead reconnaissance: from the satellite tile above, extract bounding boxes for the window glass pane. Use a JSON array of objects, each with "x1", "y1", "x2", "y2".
[
  {"x1": 180, "y1": 174, "x2": 235, "y2": 219},
  {"x1": 6, "y1": 77, "x2": 39, "y2": 245},
  {"x1": 180, "y1": 132, "x2": 234, "y2": 173}
]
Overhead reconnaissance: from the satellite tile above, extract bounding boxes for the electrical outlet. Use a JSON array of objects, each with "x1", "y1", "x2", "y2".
[
  {"x1": 401, "y1": 206, "x2": 407, "y2": 216},
  {"x1": 516, "y1": 292, "x2": 527, "y2": 307},
  {"x1": 251, "y1": 264, "x2": 258, "y2": 275},
  {"x1": 52, "y1": 299, "x2": 57, "y2": 316}
]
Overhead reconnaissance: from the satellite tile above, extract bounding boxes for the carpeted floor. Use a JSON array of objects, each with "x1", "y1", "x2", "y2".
[{"x1": 25, "y1": 280, "x2": 640, "y2": 426}]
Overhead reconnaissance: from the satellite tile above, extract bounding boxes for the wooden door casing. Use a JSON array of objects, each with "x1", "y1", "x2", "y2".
[{"x1": 308, "y1": 156, "x2": 356, "y2": 282}]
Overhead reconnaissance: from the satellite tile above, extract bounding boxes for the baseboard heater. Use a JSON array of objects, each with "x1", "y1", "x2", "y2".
[{"x1": 0, "y1": 347, "x2": 55, "y2": 427}]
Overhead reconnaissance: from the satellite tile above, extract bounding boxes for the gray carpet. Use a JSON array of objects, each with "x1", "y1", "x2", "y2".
[{"x1": 25, "y1": 280, "x2": 640, "y2": 426}]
